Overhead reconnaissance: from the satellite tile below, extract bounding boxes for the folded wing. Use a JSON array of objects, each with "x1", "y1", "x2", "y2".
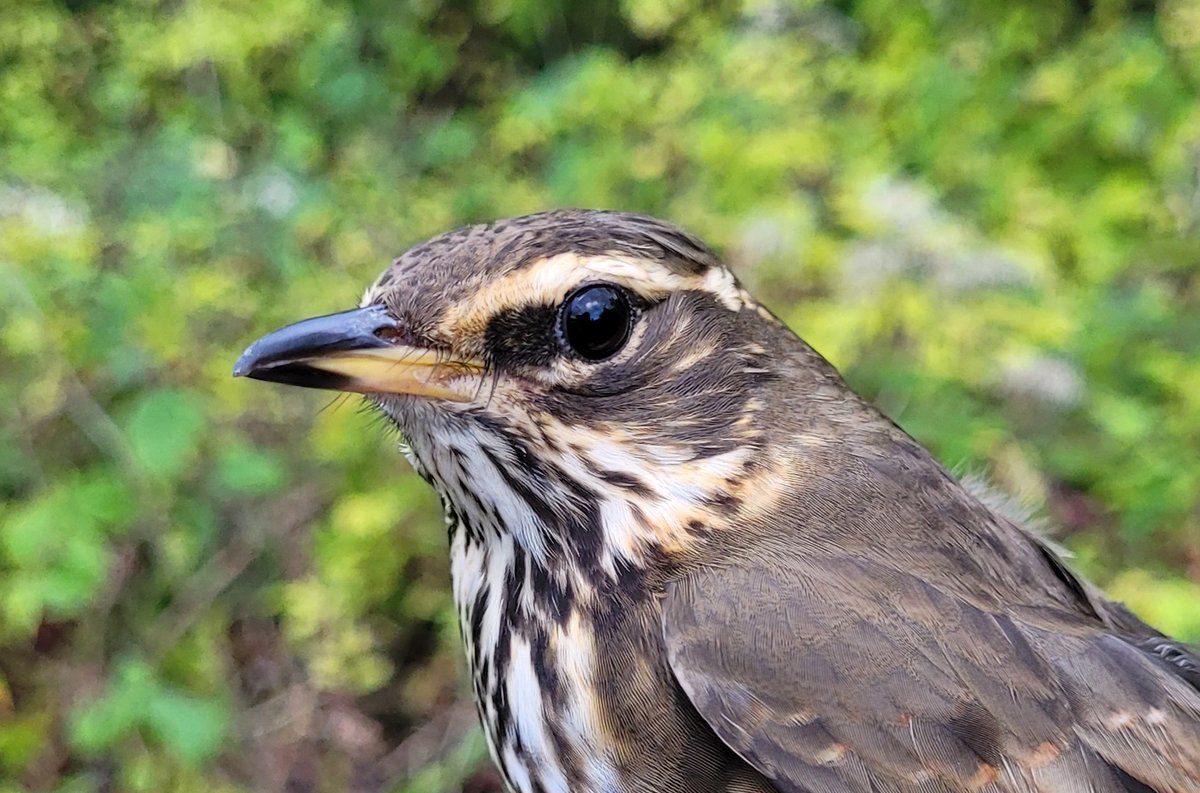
[{"x1": 662, "y1": 554, "x2": 1200, "y2": 793}]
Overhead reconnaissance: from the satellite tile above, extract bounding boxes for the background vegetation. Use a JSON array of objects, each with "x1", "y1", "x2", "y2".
[{"x1": 2, "y1": 0, "x2": 1199, "y2": 790}]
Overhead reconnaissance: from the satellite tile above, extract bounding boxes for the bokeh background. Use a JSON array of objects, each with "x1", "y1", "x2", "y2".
[{"x1": 3, "y1": 0, "x2": 1200, "y2": 790}]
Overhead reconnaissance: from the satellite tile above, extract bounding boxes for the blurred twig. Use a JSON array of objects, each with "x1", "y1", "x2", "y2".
[
  {"x1": 148, "y1": 484, "x2": 324, "y2": 663},
  {"x1": 0, "y1": 261, "x2": 148, "y2": 492},
  {"x1": 378, "y1": 697, "x2": 480, "y2": 786}
]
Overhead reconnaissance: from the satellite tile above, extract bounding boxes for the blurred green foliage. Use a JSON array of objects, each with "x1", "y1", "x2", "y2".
[{"x1": 2, "y1": 0, "x2": 1199, "y2": 790}]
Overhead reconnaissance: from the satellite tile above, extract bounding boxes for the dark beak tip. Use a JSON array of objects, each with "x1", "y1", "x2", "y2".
[
  {"x1": 233, "y1": 305, "x2": 396, "y2": 387},
  {"x1": 232, "y1": 346, "x2": 260, "y2": 378}
]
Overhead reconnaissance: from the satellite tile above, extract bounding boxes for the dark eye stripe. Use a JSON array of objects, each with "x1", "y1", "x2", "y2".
[
  {"x1": 483, "y1": 303, "x2": 560, "y2": 368},
  {"x1": 481, "y1": 285, "x2": 657, "y2": 370}
]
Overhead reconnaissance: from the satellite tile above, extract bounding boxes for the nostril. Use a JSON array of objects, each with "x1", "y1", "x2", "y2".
[{"x1": 374, "y1": 325, "x2": 407, "y2": 344}]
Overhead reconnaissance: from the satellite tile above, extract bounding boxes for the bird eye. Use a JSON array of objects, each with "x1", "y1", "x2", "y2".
[{"x1": 560, "y1": 284, "x2": 633, "y2": 361}]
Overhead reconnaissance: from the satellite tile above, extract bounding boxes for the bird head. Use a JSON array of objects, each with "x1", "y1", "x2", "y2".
[{"x1": 236, "y1": 210, "x2": 839, "y2": 584}]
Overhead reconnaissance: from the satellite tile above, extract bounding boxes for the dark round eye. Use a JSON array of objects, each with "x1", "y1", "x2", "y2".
[{"x1": 560, "y1": 284, "x2": 633, "y2": 361}]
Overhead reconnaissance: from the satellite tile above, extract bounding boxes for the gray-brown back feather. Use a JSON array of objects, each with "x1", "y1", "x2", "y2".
[
  {"x1": 664, "y1": 548, "x2": 1200, "y2": 792},
  {"x1": 662, "y1": 355, "x2": 1200, "y2": 792}
]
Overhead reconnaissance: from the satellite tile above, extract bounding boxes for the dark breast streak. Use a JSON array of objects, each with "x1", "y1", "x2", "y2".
[
  {"x1": 417, "y1": 427, "x2": 773, "y2": 793},
  {"x1": 450, "y1": 520, "x2": 773, "y2": 793}
]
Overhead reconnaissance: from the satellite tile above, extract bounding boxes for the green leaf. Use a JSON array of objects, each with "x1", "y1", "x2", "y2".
[
  {"x1": 71, "y1": 468, "x2": 136, "y2": 530},
  {"x1": 215, "y1": 443, "x2": 287, "y2": 495},
  {"x1": 0, "y1": 709, "x2": 52, "y2": 775},
  {"x1": 122, "y1": 389, "x2": 206, "y2": 482},
  {"x1": 0, "y1": 483, "x2": 110, "y2": 625},
  {"x1": 52, "y1": 774, "x2": 104, "y2": 793},
  {"x1": 1, "y1": 489, "x2": 74, "y2": 567},
  {"x1": 144, "y1": 689, "x2": 228, "y2": 765},
  {"x1": 68, "y1": 659, "x2": 155, "y2": 756},
  {"x1": 69, "y1": 658, "x2": 227, "y2": 765}
]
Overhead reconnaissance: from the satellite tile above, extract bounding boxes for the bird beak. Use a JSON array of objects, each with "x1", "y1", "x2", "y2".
[{"x1": 233, "y1": 305, "x2": 482, "y2": 402}]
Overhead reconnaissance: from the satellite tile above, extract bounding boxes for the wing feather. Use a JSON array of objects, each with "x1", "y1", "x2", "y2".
[{"x1": 662, "y1": 555, "x2": 1200, "y2": 793}]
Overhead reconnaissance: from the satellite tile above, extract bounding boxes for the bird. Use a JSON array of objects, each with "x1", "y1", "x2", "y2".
[{"x1": 234, "y1": 209, "x2": 1200, "y2": 793}]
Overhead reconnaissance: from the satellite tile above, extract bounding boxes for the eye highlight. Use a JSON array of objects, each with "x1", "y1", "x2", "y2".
[{"x1": 560, "y1": 284, "x2": 633, "y2": 361}]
